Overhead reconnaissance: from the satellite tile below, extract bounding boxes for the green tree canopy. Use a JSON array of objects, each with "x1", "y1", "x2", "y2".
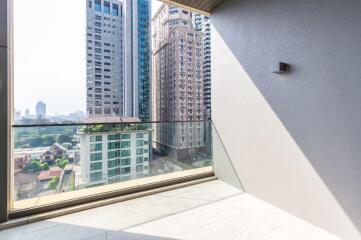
[
  {"x1": 48, "y1": 176, "x2": 59, "y2": 190},
  {"x1": 57, "y1": 134, "x2": 73, "y2": 144},
  {"x1": 56, "y1": 157, "x2": 69, "y2": 169},
  {"x1": 42, "y1": 134, "x2": 57, "y2": 146}
]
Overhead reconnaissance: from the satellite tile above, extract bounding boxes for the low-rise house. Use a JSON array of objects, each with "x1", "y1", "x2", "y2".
[
  {"x1": 37, "y1": 168, "x2": 62, "y2": 182},
  {"x1": 14, "y1": 153, "x2": 31, "y2": 170},
  {"x1": 40, "y1": 143, "x2": 68, "y2": 163}
]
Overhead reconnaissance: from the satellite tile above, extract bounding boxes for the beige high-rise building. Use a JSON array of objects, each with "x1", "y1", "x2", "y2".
[{"x1": 152, "y1": 4, "x2": 205, "y2": 160}]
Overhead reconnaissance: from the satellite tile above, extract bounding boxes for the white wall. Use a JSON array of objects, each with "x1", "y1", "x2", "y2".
[{"x1": 211, "y1": 0, "x2": 361, "y2": 239}]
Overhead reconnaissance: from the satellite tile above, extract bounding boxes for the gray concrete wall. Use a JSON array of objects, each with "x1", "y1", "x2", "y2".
[{"x1": 211, "y1": 0, "x2": 361, "y2": 239}]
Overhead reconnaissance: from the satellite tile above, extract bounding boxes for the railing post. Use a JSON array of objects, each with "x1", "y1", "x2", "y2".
[{"x1": 0, "y1": 0, "x2": 12, "y2": 223}]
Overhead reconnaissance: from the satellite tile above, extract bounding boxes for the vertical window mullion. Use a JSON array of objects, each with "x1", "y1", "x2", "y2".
[{"x1": 0, "y1": 0, "x2": 12, "y2": 223}]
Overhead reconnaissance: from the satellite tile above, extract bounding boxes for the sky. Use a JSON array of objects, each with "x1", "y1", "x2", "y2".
[{"x1": 14, "y1": 0, "x2": 163, "y2": 116}]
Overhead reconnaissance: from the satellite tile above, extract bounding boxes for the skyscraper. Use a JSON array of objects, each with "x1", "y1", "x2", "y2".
[
  {"x1": 86, "y1": 0, "x2": 124, "y2": 117},
  {"x1": 86, "y1": 0, "x2": 151, "y2": 121},
  {"x1": 124, "y1": 0, "x2": 151, "y2": 121},
  {"x1": 35, "y1": 101, "x2": 46, "y2": 119},
  {"x1": 152, "y1": 4, "x2": 205, "y2": 159},
  {"x1": 193, "y1": 13, "x2": 211, "y2": 119},
  {"x1": 25, "y1": 109, "x2": 30, "y2": 118}
]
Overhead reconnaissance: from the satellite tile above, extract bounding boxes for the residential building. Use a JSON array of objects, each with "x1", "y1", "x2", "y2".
[
  {"x1": 37, "y1": 169, "x2": 62, "y2": 182},
  {"x1": 193, "y1": 13, "x2": 211, "y2": 119},
  {"x1": 79, "y1": 117, "x2": 150, "y2": 186},
  {"x1": 152, "y1": 4, "x2": 205, "y2": 160},
  {"x1": 86, "y1": 0, "x2": 124, "y2": 117},
  {"x1": 35, "y1": 101, "x2": 46, "y2": 119},
  {"x1": 39, "y1": 143, "x2": 68, "y2": 164},
  {"x1": 86, "y1": 0, "x2": 151, "y2": 121}
]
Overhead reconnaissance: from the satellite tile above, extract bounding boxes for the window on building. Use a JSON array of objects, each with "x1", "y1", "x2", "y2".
[
  {"x1": 121, "y1": 141, "x2": 130, "y2": 148},
  {"x1": 90, "y1": 143, "x2": 102, "y2": 152},
  {"x1": 136, "y1": 148, "x2": 143, "y2": 155},
  {"x1": 90, "y1": 172, "x2": 102, "y2": 182},
  {"x1": 90, "y1": 153, "x2": 102, "y2": 161},
  {"x1": 122, "y1": 134, "x2": 130, "y2": 139},
  {"x1": 90, "y1": 162, "x2": 102, "y2": 171},
  {"x1": 121, "y1": 167, "x2": 131, "y2": 175},
  {"x1": 112, "y1": 4, "x2": 119, "y2": 16},
  {"x1": 136, "y1": 165, "x2": 143, "y2": 173},
  {"x1": 136, "y1": 156, "x2": 143, "y2": 164},
  {"x1": 121, "y1": 149, "x2": 130, "y2": 157},
  {"x1": 121, "y1": 158, "x2": 131, "y2": 166},
  {"x1": 104, "y1": 1, "x2": 110, "y2": 14},
  {"x1": 90, "y1": 135, "x2": 102, "y2": 142},
  {"x1": 95, "y1": 0, "x2": 101, "y2": 12}
]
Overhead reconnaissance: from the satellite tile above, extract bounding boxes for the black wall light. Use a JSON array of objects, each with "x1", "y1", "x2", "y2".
[{"x1": 272, "y1": 62, "x2": 290, "y2": 74}]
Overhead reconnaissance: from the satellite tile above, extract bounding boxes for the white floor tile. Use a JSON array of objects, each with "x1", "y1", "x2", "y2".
[{"x1": 0, "y1": 181, "x2": 342, "y2": 240}]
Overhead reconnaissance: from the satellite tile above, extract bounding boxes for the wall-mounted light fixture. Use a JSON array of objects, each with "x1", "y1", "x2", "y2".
[{"x1": 272, "y1": 62, "x2": 290, "y2": 74}]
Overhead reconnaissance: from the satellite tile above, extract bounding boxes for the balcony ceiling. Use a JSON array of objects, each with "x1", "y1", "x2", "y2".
[{"x1": 161, "y1": 0, "x2": 224, "y2": 14}]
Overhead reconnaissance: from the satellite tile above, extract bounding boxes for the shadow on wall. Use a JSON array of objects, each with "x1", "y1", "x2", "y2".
[{"x1": 210, "y1": 0, "x2": 361, "y2": 239}]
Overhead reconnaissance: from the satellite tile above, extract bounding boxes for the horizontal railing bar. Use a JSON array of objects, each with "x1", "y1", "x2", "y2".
[
  {"x1": 9, "y1": 170, "x2": 214, "y2": 219},
  {"x1": 12, "y1": 119, "x2": 211, "y2": 128}
]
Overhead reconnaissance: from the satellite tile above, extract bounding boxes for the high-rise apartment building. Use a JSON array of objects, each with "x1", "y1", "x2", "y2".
[
  {"x1": 152, "y1": 4, "x2": 205, "y2": 159},
  {"x1": 35, "y1": 101, "x2": 46, "y2": 119},
  {"x1": 86, "y1": 0, "x2": 151, "y2": 121},
  {"x1": 86, "y1": 0, "x2": 124, "y2": 117},
  {"x1": 24, "y1": 109, "x2": 30, "y2": 118},
  {"x1": 193, "y1": 13, "x2": 211, "y2": 119}
]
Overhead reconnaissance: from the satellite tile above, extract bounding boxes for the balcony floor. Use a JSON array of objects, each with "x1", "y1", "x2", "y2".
[{"x1": 0, "y1": 180, "x2": 341, "y2": 240}]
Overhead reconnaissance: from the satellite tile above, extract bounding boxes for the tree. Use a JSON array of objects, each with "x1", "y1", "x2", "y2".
[
  {"x1": 48, "y1": 176, "x2": 59, "y2": 190},
  {"x1": 57, "y1": 134, "x2": 73, "y2": 144},
  {"x1": 26, "y1": 160, "x2": 42, "y2": 172},
  {"x1": 56, "y1": 157, "x2": 69, "y2": 169},
  {"x1": 40, "y1": 162, "x2": 49, "y2": 171},
  {"x1": 62, "y1": 143, "x2": 72, "y2": 150},
  {"x1": 42, "y1": 134, "x2": 56, "y2": 146},
  {"x1": 26, "y1": 159, "x2": 49, "y2": 172},
  {"x1": 22, "y1": 136, "x2": 43, "y2": 148}
]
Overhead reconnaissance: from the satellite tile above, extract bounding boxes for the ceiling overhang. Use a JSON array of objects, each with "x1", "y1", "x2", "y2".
[{"x1": 160, "y1": 0, "x2": 225, "y2": 15}]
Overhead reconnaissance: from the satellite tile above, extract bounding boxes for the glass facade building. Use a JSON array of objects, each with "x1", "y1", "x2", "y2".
[{"x1": 137, "y1": 0, "x2": 151, "y2": 122}]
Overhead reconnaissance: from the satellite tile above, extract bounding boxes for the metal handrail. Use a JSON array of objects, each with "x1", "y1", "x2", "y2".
[{"x1": 12, "y1": 119, "x2": 212, "y2": 128}]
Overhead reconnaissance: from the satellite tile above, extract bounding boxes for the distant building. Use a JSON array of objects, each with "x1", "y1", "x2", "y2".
[
  {"x1": 40, "y1": 143, "x2": 68, "y2": 164},
  {"x1": 79, "y1": 117, "x2": 151, "y2": 185},
  {"x1": 152, "y1": 4, "x2": 205, "y2": 160},
  {"x1": 25, "y1": 108, "x2": 30, "y2": 117},
  {"x1": 15, "y1": 109, "x2": 22, "y2": 120},
  {"x1": 68, "y1": 111, "x2": 86, "y2": 122},
  {"x1": 35, "y1": 101, "x2": 46, "y2": 119}
]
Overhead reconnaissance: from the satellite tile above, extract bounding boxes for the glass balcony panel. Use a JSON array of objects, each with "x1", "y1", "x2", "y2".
[{"x1": 11, "y1": 120, "x2": 239, "y2": 214}]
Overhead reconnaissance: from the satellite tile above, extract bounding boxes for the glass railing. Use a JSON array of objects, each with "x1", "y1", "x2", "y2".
[{"x1": 11, "y1": 120, "x2": 242, "y2": 215}]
